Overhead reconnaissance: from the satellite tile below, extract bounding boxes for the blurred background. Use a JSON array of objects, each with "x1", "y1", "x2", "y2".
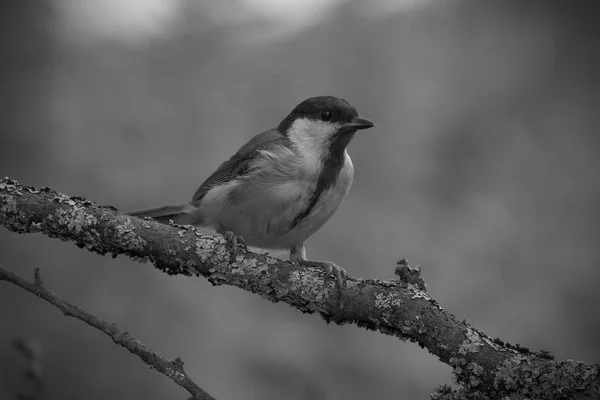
[{"x1": 1, "y1": 0, "x2": 600, "y2": 399}]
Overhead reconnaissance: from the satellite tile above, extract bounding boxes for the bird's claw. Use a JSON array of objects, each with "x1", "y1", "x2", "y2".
[
  {"x1": 323, "y1": 261, "x2": 346, "y2": 291},
  {"x1": 299, "y1": 260, "x2": 346, "y2": 299},
  {"x1": 222, "y1": 231, "x2": 247, "y2": 261}
]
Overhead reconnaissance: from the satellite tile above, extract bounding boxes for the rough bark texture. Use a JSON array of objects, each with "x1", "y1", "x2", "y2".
[{"x1": 1, "y1": 177, "x2": 599, "y2": 399}]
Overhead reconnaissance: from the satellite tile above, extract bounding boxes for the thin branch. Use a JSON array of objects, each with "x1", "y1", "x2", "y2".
[
  {"x1": 0, "y1": 265, "x2": 215, "y2": 400},
  {"x1": 1, "y1": 177, "x2": 599, "y2": 400}
]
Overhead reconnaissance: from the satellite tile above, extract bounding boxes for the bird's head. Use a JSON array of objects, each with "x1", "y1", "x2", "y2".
[{"x1": 277, "y1": 96, "x2": 374, "y2": 158}]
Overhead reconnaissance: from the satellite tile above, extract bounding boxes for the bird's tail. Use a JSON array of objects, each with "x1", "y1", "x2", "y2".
[{"x1": 127, "y1": 203, "x2": 204, "y2": 226}]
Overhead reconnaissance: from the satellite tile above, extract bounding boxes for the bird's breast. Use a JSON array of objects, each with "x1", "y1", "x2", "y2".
[
  {"x1": 282, "y1": 155, "x2": 354, "y2": 246},
  {"x1": 199, "y1": 150, "x2": 354, "y2": 249}
]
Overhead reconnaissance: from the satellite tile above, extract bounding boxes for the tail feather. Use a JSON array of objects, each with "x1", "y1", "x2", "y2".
[{"x1": 127, "y1": 203, "x2": 203, "y2": 225}]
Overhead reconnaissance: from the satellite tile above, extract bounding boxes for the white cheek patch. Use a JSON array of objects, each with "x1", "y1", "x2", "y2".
[
  {"x1": 287, "y1": 118, "x2": 338, "y2": 143},
  {"x1": 287, "y1": 118, "x2": 340, "y2": 173}
]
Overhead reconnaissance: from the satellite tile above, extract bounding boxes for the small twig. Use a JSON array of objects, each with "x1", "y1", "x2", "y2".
[
  {"x1": 11, "y1": 337, "x2": 43, "y2": 400},
  {"x1": 395, "y1": 258, "x2": 426, "y2": 291},
  {"x1": 0, "y1": 265, "x2": 215, "y2": 400}
]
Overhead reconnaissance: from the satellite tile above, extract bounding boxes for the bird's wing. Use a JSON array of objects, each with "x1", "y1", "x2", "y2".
[{"x1": 191, "y1": 128, "x2": 289, "y2": 204}]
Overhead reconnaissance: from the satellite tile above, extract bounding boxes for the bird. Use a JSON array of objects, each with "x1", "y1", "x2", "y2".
[{"x1": 127, "y1": 96, "x2": 374, "y2": 294}]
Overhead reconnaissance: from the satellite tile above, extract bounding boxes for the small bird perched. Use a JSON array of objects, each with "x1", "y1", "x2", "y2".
[{"x1": 128, "y1": 96, "x2": 374, "y2": 293}]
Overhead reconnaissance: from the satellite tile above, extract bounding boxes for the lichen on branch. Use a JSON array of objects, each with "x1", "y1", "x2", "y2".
[{"x1": 1, "y1": 177, "x2": 598, "y2": 400}]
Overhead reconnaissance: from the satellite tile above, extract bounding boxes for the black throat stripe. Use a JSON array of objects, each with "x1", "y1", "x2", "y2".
[{"x1": 290, "y1": 132, "x2": 353, "y2": 229}]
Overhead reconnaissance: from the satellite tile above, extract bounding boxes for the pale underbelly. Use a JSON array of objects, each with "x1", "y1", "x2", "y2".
[
  {"x1": 221, "y1": 211, "x2": 326, "y2": 249},
  {"x1": 201, "y1": 181, "x2": 346, "y2": 249}
]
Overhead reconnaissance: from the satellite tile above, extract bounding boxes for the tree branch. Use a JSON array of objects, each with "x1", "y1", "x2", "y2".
[
  {"x1": 1, "y1": 177, "x2": 598, "y2": 399},
  {"x1": 0, "y1": 265, "x2": 215, "y2": 400}
]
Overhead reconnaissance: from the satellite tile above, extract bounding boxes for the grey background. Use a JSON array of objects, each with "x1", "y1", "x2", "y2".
[{"x1": 1, "y1": 1, "x2": 599, "y2": 399}]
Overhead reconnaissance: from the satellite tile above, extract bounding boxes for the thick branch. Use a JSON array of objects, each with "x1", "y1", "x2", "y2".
[
  {"x1": 1, "y1": 177, "x2": 598, "y2": 399},
  {"x1": 0, "y1": 265, "x2": 215, "y2": 400}
]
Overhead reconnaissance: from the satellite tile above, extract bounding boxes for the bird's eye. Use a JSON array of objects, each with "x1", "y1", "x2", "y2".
[{"x1": 320, "y1": 109, "x2": 333, "y2": 122}]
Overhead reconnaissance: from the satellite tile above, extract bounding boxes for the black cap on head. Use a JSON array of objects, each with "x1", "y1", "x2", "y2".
[{"x1": 278, "y1": 96, "x2": 363, "y2": 133}]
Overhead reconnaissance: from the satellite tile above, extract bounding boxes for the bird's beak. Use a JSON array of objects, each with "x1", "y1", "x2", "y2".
[{"x1": 340, "y1": 116, "x2": 375, "y2": 132}]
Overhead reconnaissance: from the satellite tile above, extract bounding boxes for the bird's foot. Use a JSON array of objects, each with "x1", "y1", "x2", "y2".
[
  {"x1": 221, "y1": 231, "x2": 247, "y2": 262},
  {"x1": 298, "y1": 259, "x2": 346, "y2": 298}
]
